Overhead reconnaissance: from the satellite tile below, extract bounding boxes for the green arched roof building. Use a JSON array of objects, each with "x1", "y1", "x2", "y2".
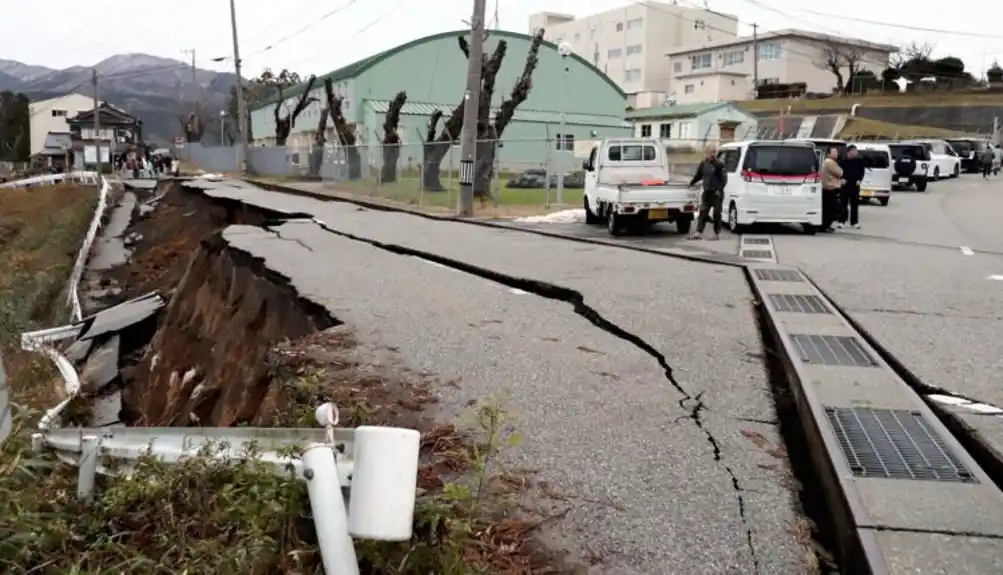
[{"x1": 250, "y1": 30, "x2": 630, "y2": 165}]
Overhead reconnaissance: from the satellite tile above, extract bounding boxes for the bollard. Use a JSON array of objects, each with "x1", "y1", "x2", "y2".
[
  {"x1": 77, "y1": 435, "x2": 101, "y2": 502},
  {"x1": 303, "y1": 443, "x2": 359, "y2": 575}
]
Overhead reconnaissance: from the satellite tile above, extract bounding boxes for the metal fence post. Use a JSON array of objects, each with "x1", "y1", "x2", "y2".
[
  {"x1": 0, "y1": 349, "x2": 10, "y2": 446},
  {"x1": 303, "y1": 443, "x2": 360, "y2": 575},
  {"x1": 77, "y1": 435, "x2": 101, "y2": 501}
]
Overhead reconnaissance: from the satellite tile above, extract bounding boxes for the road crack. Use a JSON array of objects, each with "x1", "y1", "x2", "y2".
[{"x1": 296, "y1": 217, "x2": 760, "y2": 573}]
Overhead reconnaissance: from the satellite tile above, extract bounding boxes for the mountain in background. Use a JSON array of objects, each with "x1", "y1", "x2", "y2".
[{"x1": 0, "y1": 54, "x2": 242, "y2": 146}]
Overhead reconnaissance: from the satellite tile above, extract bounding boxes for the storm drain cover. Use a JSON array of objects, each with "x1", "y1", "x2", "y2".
[
  {"x1": 744, "y1": 237, "x2": 770, "y2": 245},
  {"x1": 825, "y1": 407, "x2": 977, "y2": 482},
  {"x1": 742, "y1": 250, "x2": 774, "y2": 259},
  {"x1": 769, "y1": 294, "x2": 830, "y2": 314},
  {"x1": 754, "y1": 268, "x2": 803, "y2": 282},
  {"x1": 790, "y1": 334, "x2": 878, "y2": 367}
]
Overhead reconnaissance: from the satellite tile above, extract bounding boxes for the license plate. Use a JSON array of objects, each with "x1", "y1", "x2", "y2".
[
  {"x1": 648, "y1": 208, "x2": 669, "y2": 220},
  {"x1": 860, "y1": 189, "x2": 873, "y2": 197},
  {"x1": 775, "y1": 186, "x2": 792, "y2": 195}
]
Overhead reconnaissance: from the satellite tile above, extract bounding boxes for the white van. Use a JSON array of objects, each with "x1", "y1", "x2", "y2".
[
  {"x1": 717, "y1": 140, "x2": 823, "y2": 235},
  {"x1": 907, "y1": 139, "x2": 961, "y2": 180},
  {"x1": 854, "y1": 143, "x2": 893, "y2": 206},
  {"x1": 582, "y1": 138, "x2": 699, "y2": 236}
]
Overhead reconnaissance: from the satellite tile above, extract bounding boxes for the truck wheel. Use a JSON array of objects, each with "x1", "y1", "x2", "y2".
[
  {"x1": 607, "y1": 211, "x2": 625, "y2": 236},
  {"x1": 879, "y1": 197, "x2": 890, "y2": 206},
  {"x1": 584, "y1": 196, "x2": 601, "y2": 224},
  {"x1": 676, "y1": 215, "x2": 692, "y2": 235},
  {"x1": 915, "y1": 179, "x2": 928, "y2": 192}
]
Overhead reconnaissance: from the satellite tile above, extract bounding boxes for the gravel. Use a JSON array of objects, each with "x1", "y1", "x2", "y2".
[{"x1": 203, "y1": 185, "x2": 811, "y2": 573}]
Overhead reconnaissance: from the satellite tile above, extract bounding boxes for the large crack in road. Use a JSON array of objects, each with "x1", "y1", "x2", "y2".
[{"x1": 264, "y1": 215, "x2": 761, "y2": 572}]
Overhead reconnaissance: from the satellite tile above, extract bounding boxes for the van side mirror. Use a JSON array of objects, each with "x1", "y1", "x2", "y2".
[{"x1": 582, "y1": 160, "x2": 591, "y2": 171}]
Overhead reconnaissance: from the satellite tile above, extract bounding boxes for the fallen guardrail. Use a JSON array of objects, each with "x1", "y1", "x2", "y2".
[
  {"x1": 30, "y1": 403, "x2": 421, "y2": 575},
  {"x1": 0, "y1": 170, "x2": 101, "y2": 189}
]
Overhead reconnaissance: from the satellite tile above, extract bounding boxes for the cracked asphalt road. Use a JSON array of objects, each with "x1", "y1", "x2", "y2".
[{"x1": 185, "y1": 180, "x2": 810, "y2": 574}]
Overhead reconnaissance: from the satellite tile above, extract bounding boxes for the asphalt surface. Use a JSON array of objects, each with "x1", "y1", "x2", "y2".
[{"x1": 190, "y1": 179, "x2": 810, "y2": 574}]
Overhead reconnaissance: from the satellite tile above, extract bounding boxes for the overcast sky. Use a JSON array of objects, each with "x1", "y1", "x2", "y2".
[{"x1": 4, "y1": 0, "x2": 1003, "y2": 78}]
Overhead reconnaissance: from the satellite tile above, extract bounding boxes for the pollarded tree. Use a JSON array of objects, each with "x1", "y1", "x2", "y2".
[
  {"x1": 306, "y1": 103, "x2": 329, "y2": 180},
  {"x1": 380, "y1": 91, "x2": 407, "y2": 183},
  {"x1": 274, "y1": 75, "x2": 317, "y2": 146},
  {"x1": 324, "y1": 77, "x2": 362, "y2": 180},
  {"x1": 422, "y1": 33, "x2": 508, "y2": 191}
]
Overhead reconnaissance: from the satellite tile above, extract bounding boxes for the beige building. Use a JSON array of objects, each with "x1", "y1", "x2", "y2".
[
  {"x1": 528, "y1": 2, "x2": 739, "y2": 96},
  {"x1": 28, "y1": 93, "x2": 102, "y2": 156},
  {"x1": 666, "y1": 29, "x2": 897, "y2": 105}
]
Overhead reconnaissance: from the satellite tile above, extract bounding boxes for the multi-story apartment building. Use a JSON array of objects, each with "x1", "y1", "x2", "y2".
[
  {"x1": 666, "y1": 29, "x2": 897, "y2": 105},
  {"x1": 528, "y1": 2, "x2": 738, "y2": 99}
]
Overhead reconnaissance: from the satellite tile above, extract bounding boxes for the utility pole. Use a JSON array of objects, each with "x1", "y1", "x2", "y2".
[
  {"x1": 751, "y1": 23, "x2": 759, "y2": 93},
  {"x1": 229, "y1": 0, "x2": 249, "y2": 173},
  {"x1": 457, "y1": 0, "x2": 487, "y2": 216},
  {"x1": 181, "y1": 49, "x2": 197, "y2": 113},
  {"x1": 92, "y1": 69, "x2": 101, "y2": 172}
]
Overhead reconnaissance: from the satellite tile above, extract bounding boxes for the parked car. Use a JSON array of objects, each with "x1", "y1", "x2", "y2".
[
  {"x1": 546, "y1": 170, "x2": 586, "y2": 188},
  {"x1": 887, "y1": 142, "x2": 931, "y2": 192},
  {"x1": 946, "y1": 138, "x2": 990, "y2": 173},
  {"x1": 906, "y1": 139, "x2": 961, "y2": 179},
  {"x1": 506, "y1": 169, "x2": 548, "y2": 188}
]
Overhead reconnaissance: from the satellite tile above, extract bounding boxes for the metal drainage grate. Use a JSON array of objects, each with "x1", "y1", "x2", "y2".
[
  {"x1": 769, "y1": 294, "x2": 830, "y2": 314},
  {"x1": 825, "y1": 406, "x2": 977, "y2": 482},
  {"x1": 744, "y1": 238, "x2": 771, "y2": 245},
  {"x1": 790, "y1": 334, "x2": 878, "y2": 367},
  {"x1": 754, "y1": 268, "x2": 803, "y2": 282},
  {"x1": 742, "y1": 250, "x2": 774, "y2": 259}
]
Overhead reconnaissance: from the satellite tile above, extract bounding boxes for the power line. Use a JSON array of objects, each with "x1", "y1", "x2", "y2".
[
  {"x1": 239, "y1": 0, "x2": 359, "y2": 62},
  {"x1": 772, "y1": 5, "x2": 1003, "y2": 39},
  {"x1": 26, "y1": 65, "x2": 190, "y2": 118},
  {"x1": 282, "y1": 0, "x2": 410, "y2": 72}
]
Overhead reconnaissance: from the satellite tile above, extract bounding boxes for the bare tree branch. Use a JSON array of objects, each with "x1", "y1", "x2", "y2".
[{"x1": 273, "y1": 75, "x2": 318, "y2": 145}]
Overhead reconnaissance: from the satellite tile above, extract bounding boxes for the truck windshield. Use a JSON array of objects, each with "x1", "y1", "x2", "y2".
[
  {"x1": 858, "y1": 150, "x2": 890, "y2": 169},
  {"x1": 608, "y1": 145, "x2": 657, "y2": 161},
  {"x1": 743, "y1": 145, "x2": 818, "y2": 175}
]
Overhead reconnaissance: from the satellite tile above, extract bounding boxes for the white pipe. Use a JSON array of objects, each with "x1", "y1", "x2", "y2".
[{"x1": 303, "y1": 443, "x2": 359, "y2": 575}]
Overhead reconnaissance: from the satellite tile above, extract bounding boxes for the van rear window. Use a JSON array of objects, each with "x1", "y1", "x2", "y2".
[
  {"x1": 743, "y1": 145, "x2": 818, "y2": 175},
  {"x1": 608, "y1": 145, "x2": 656, "y2": 162},
  {"x1": 858, "y1": 150, "x2": 890, "y2": 169}
]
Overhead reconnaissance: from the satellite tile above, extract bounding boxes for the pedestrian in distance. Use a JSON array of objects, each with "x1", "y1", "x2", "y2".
[
  {"x1": 821, "y1": 147, "x2": 844, "y2": 232},
  {"x1": 992, "y1": 144, "x2": 1002, "y2": 176},
  {"x1": 837, "y1": 145, "x2": 865, "y2": 230},
  {"x1": 981, "y1": 146, "x2": 994, "y2": 179},
  {"x1": 687, "y1": 146, "x2": 728, "y2": 240}
]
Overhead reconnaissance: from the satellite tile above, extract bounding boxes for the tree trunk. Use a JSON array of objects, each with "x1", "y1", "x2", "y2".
[
  {"x1": 473, "y1": 139, "x2": 496, "y2": 198},
  {"x1": 421, "y1": 142, "x2": 450, "y2": 191},
  {"x1": 306, "y1": 144, "x2": 324, "y2": 180},
  {"x1": 381, "y1": 143, "x2": 401, "y2": 183},
  {"x1": 345, "y1": 145, "x2": 362, "y2": 180}
]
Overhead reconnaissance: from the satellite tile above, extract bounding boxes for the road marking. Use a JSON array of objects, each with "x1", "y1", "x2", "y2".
[
  {"x1": 960, "y1": 246, "x2": 974, "y2": 256},
  {"x1": 988, "y1": 274, "x2": 1003, "y2": 281}
]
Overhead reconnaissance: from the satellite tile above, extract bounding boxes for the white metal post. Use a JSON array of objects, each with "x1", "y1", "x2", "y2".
[
  {"x1": 78, "y1": 435, "x2": 101, "y2": 501},
  {"x1": 556, "y1": 42, "x2": 572, "y2": 205},
  {"x1": 303, "y1": 443, "x2": 359, "y2": 575}
]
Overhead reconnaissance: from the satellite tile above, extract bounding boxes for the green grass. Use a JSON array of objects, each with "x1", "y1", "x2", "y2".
[{"x1": 334, "y1": 176, "x2": 584, "y2": 209}]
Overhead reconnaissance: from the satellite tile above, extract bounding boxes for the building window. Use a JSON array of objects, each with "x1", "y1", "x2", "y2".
[
  {"x1": 722, "y1": 50, "x2": 744, "y2": 66},
  {"x1": 556, "y1": 134, "x2": 574, "y2": 151},
  {"x1": 684, "y1": 84, "x2": 695, "y2": 94},
  {"x1": 608, "y1": 48, "x2": 622, "y2": 59},
  {"x1": 759, "y1": 42, "x2": 781, "y2": 61},
  {"x1": 659, "y1": 123, "x2": 672, "y2": 138},
  {"x1": 640, "y1": 124, "x2": 652, "y2": 137},
  {"x1": 627, "y1": 18, "x2": 643, "y2": 29},
  {"x1": 616, "y1": 22, "x2": 624, "y2": 32},
  {"x1": 690, "y1": 53, "x2": 712, "y2": 70},
  {"x1": 624, "y1": 68, "x2": 641, "y2": 82},
  {"x1": 626, "y1": 44, "x2": 642, "y2": 55},
  {"x1": 51, "y1": 109, "x2": 67, "y2": 118},
  {"x1": 673, "y1": 61, "x2": 682, "y2": 73},
  {"x1": 759, "y1": 77, "x2": 780, "y2": 85},
  {"x1": 679, "y1": 122, "x2": 692, "y2": 139}
]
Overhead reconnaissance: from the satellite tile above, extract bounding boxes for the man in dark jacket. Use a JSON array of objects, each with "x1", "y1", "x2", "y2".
[
  {"x1": 837, "y1": 145, "x2": 866, "y2": 229},
  {"x1": 688, "y1": 147, "x2": 728, "y2": 240}
]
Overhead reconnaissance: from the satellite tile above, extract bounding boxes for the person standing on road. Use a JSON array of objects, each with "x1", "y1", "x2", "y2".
[
  {"x1": 821, "y1": 147, "x2": 844, "y2": 232},
  {"x1": 688, "y1": 146, "x2": 728, "y2": 240},
  {"x1": 837, "y1": 145, "x2": 865, "y2": 230},
  {"x1": 992, "y1": 144, "x2": 1002, "y2": 176},
  {"x1": 980, "y1": 146, "x2": 994, "y2": 179}
]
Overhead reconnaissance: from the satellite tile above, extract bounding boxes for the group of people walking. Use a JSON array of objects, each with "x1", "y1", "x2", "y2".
[
  {"x1": 821, "y1": 146, "x2": 864, "y2": 231},
  {"x1": 979, "y1": 144, "x2": 1002, "y2": 179}
]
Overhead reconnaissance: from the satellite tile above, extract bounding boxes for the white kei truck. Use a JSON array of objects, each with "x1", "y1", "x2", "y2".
[{"x1": 581, "y1": 138, "x2": 699, "y2": 236}]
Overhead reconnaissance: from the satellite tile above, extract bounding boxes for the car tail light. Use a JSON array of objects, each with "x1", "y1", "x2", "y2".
[{"x1": 741, "y1": 169, "x2": 753, "y2": 182}]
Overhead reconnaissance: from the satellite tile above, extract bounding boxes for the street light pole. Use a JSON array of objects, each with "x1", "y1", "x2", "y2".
[
  {"x1": 220, "y1": 110, "x2": 227, "y2": 146},
  {"x1": 556, "y1": 42, "x2": 572, "y2": 206},
  {"x1": 457, "y1": 0, "x2": 487, "y2": 216},
  {"x1": 228, "y1": 0, "x2": 249, "y2": 173}
]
